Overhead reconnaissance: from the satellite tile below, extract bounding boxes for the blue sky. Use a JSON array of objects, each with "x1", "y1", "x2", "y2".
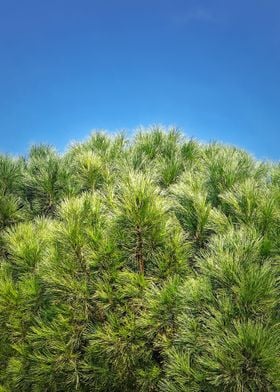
[{"x1": 0, "y1": 0, "x2": 279, "y2": 159}]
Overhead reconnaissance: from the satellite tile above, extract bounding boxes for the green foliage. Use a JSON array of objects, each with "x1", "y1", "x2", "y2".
[
  {"x1": 24, "y1": 145, "x2": 73, "y2": 216},
  {"x1": 0, "y1": 127, "x2": 279, "y2": 391}
]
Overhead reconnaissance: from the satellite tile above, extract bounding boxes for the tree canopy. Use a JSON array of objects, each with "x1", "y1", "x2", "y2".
[{"x1": 0, "y1": 127, "x2": 279, "y2": 391}]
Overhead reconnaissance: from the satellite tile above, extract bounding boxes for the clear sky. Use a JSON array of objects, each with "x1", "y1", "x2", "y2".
[{"x1": 0, "y1": 0, "x2": 279, "y2": 159}]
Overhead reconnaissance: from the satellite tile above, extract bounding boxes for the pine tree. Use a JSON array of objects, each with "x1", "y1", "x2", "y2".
[{"x1": 0, "y1": 127, "x2": 279, "y2": 391}]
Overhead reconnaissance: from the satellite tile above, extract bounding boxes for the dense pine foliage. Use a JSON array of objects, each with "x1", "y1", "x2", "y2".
[{"x1": 0, "y1": 127, "x2": 279, "y2": 391}]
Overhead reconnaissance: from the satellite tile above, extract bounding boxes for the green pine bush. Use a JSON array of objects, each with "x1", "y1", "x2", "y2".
[{"x1": 0, "y1": 127, "x2": 279, "y2": 391}]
